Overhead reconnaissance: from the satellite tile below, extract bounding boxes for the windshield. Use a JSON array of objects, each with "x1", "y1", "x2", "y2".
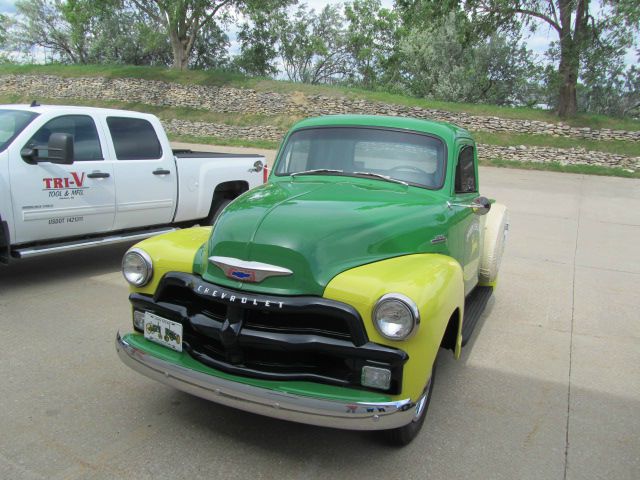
[
  {"x1": 275, "y1": 127, "x2": 446, "y2": 189},
  {"x1": 0, "y1": 109, "x2": 39, "y2": 153}
]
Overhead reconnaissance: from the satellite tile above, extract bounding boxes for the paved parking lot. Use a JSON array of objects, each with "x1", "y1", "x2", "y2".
[{"x1": 1, "y1": 160, "x2": 639, "y2": 480}]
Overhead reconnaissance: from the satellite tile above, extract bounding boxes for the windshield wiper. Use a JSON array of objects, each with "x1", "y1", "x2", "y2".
[
  {"x1": 290, "y1": 169, "x2": 343, "y2": 177},
  {"x1": 353, "y1": 171, "x2": 408, "y2": 186}
]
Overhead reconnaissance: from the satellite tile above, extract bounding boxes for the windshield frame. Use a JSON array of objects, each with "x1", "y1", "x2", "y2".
[
  {"x1": 273, "y1": 126, "x2": 449, "y2": 191},
  {"x1": 0, "y1": 109, "x2": 40, "y2": 153}
]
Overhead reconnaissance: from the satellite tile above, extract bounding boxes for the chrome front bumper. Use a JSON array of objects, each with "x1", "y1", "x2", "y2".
[{"x1": 116, "y1": 332, "x2": 417, "y2": 431}]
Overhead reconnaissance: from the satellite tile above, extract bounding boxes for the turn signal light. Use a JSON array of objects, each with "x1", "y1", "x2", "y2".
[{"x1": 361, "y1": 366, "x2": 391, "y2": 390}]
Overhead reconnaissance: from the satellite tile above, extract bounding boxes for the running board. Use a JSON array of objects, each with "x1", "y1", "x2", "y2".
[
  {"x1": 13, "y1": 227, "x2": 177, "y2": 259},
  {"x1": 461, "y1": 286, "x2": 493, "y2": 346}
]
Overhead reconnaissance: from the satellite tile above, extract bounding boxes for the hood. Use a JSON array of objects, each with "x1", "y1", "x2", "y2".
[{"x1": 200, "y1": 178, "x2": 449, "y2": 296}]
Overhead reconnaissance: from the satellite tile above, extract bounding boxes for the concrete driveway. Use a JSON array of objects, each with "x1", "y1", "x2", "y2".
[{"x1": 1, "y1": 163, "x2": 638, "y2": 480}]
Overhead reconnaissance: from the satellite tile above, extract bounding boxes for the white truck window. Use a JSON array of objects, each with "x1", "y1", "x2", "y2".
[
  {"x1": 107, "y1": 117, "x2": 162, "y2": 160},
  {"x1": 25, "y1": 115, "x2": 103, "y2": 161}
]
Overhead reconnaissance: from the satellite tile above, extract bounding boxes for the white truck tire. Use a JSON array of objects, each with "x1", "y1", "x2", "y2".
[{"x1": 479, "y1": 203, "x2": 509, "y2": 285}]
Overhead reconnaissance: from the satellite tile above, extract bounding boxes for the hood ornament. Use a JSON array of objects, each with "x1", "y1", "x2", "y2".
[{"x1": 209, "y1": 256, "x2": 293, "y2": 283}]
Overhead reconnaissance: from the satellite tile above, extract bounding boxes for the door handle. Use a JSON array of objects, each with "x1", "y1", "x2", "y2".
[
  {"x1": 87, "y1": 171, "x2": 110, "y2": 179},
  {"x1": 153, "y1": 169, "x2": 171, "y2": 175}
]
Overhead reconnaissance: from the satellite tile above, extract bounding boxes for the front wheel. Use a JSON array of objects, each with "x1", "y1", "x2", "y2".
[{"x1": 384, "y1": 358, "x2": 437, "y2": 446}]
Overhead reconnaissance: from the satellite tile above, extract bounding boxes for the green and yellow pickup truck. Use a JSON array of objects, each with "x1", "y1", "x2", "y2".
[{"x1": 116, "y1": 115, "x2": 508, "y2": 445}]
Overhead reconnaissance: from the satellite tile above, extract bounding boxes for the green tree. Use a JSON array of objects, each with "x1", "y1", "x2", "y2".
[
  {"x1": 466, "y1": 0, "x2": 640, "y2": 117},
  {"x1": 234, "y1": 8, "x2": 287, "y2": 77},
  {"x1": 129, "y1": 0, "x2": 292, "y2": 70},
  {"x1": 575, "y1": 44, "x2": 640, "y2": 117},
  {"x1": 0, "y1": 14, "x2": 9, "y2": 47},
  {"x1": 399, "y1": 13, "x2": 540, "y2": 105},
  {"x1": 189, "y1": 20, "x2": 230, "y2": 70},
  {"x1": 0, "y1": 13, "x2": 13, "y2": 60},
  {"x1": 620, "y1": 65, "x2": 640, "y2": 118},
  {"x1": 68, "y1": 0, "x2": 171, "y2": 65},
  {"x1": 12, "y1": 0, "x2": 172, "y2": 65},
  {"x1": 13, "y1": 0, "x2": 89, "y2": 63},
  {"x1": 279, "y1": 4, "x2": 350, "y2": 84},
  {"x1": 128, "y1": 0, "x2": 234, "y2": 69},
  {"x1": 343, "y1": 0, "x2": 399, "y2": 88}
]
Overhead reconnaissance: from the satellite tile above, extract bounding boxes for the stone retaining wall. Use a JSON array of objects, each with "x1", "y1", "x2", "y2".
[
  {"x1": 163, "y1": 119, "x2": 640, "y2": 171},
  {"x1": 2, "y1": 74, "x2": 639, "y2": 143},
  {"x1": 476, "y1": 144, "x2": 639, "y2": 170},
  {"x1": 164, "y1": 119, "x2": 284, "y2": 142}
]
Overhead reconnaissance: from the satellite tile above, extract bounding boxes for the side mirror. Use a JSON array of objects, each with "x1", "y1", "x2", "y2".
[
  {"x1": 447, "y1": 196, "x2": 492, "y2": 216},
  {"x1": 20, "y1": 133, "x2": 74, "y2": 164},
  {"x1": 47, "y1": 133, "x2": 74, "y2": 164},
  {"x1": 470, "y1": 196, "x2": 491, "y2": 216}
]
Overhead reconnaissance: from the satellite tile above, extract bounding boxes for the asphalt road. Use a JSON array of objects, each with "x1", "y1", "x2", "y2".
[{"x1": 1, "y1": 158, "x2": 639, "y2": 480}]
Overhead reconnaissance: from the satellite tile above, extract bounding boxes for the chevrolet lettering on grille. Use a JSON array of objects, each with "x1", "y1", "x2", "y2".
[{"x1": 195, "y1": 284, "x2": 285, "y2": 309}]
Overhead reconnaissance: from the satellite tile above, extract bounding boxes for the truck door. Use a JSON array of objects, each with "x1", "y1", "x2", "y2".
[
  {"x1": 9, "y1": 114, "x2": 116, "y2": 245},
  {"x1": 448, "y1": 144, "x2": 481, "y2": 295},
  {"x1": 105, "y1": 116, "x2": 177, "y2": 230}
]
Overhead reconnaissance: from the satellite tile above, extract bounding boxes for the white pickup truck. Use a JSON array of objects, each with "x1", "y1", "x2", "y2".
[{"x1": 0, "y1": 104, "x2": 266, "y2": 263}]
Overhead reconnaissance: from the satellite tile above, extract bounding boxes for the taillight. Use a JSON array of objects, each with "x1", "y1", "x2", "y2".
[{"x1": 263, "y1": 164, "x2": 269, "y2": 183}]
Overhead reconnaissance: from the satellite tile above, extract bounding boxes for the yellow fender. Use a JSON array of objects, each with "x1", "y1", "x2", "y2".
[
  {"x1": 323, "y1": 254, "x2": 464, "y2": 402},
  {"x1": 128, "y1": 227, "x2": 212, "y2": 295}
]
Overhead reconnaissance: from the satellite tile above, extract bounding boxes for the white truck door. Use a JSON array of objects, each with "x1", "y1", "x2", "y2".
[
  {"x1": 9, "y1": 114, "x2": 116, "y2": 244},
  {"x1": 105, "y1": 116, "x2": 177, "y2": 229}
]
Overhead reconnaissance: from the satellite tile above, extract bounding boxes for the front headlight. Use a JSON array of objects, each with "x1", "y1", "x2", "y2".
[
  {"x1": 122, "y1": 248, "x2": 153, "y2": 287},
  {"x1": 373, "y1": 293, "x2": 420, "y2": 340}
]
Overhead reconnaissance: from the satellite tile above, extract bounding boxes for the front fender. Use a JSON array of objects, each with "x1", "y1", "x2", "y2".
[
  {"x1": 128, "y1": 226, "x2": 212, "y2": 295},
  {"x1": 323, "y1": 254, "x2": 464, "y2": 402}
]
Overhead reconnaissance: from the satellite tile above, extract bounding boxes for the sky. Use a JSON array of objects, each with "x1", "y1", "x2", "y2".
[
  {"x1": 0, "y1": 0, "x2": 14, "y2": 14},
  {"x1": 1, "y1": 0, "x2": 636, "y2": 67}
]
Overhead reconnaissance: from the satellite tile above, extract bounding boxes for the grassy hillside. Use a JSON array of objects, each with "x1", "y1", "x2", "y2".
[
  {"x1": 0, "y1": 90, "x2": 636, "y2": 159},
  {"x1": 3, "y1": 63, "x2": 640, "y2": 132},
  {"x1": 0, "y1": 64, "x2": 638, "y2": 179}
]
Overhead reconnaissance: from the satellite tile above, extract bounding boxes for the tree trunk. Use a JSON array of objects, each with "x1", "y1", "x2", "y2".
[
  {"x1": 556, "y1": 0, "x2": 587, "y2": 118},
  {"x1": 169, "y1": 30, "x2": 189, "y2": 70},
  {"x1": 557, "y1": 50, "x2": 578, "y2": 117}
]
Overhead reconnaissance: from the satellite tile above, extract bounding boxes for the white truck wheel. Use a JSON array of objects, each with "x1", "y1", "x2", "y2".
[{"x1": 479, "y1": 203, "x2": 508, "y2": 286}]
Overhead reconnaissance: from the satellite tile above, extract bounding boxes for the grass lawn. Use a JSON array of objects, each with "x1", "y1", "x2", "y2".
[{"x1": 480, "y1": 158, "x2": 640, "y2": 178}]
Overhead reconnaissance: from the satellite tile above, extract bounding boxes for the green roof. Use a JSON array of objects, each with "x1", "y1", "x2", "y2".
[{"x1": 290, "y1": 114, "x2": 472, "y2": 143}]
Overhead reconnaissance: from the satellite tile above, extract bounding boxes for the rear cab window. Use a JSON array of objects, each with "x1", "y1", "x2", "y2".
[{"x1": 107, "y1": 117, "x2": 162, "y2": 160}]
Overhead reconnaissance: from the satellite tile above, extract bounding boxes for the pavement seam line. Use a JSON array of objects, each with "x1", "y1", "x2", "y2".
[
  {"x1": 564, "y1": 175, "x2": 583, "y2": 480},
  {"x1": 574, "y1": 263, "x2": 640, "y2": 276}
]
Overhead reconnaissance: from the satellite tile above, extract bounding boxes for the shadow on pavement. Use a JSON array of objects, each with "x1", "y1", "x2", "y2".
[{"x1": 0, "y1": 242, "x2": 137, "y2": 291}]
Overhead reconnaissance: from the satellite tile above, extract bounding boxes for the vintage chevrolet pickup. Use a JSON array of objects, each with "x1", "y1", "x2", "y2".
[{"x1": 116, "y1": 115, "x2": 508, "y2": 445}]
